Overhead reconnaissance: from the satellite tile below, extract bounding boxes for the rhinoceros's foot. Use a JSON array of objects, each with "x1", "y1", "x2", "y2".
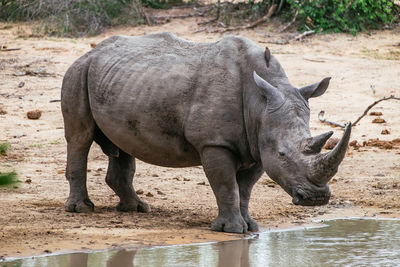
[
  {"x1": 117, "y1": 199, "x2": 151, "y2": 213},
  {"x1": 211, "y1": 214, "x2": 248, "y2": 234},
  {"x1": 65, "y1": 198, "x2": 94, "y2": 213},
  {"x1": 243, "y1": 214, "x2": 259, "y2": 232}
]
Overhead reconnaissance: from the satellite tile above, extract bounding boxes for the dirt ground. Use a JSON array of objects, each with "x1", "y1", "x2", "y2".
[{"x1": 1, "y1": 12, "x2": 400, "y2": 259}]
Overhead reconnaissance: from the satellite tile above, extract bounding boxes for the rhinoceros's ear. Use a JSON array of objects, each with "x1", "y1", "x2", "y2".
[
  {"x1": 299, "y1": 77, "x2": 331, "y2": 100},
  {"x1": 253, "y1": 71, "x2": 284, "y2": 108}
]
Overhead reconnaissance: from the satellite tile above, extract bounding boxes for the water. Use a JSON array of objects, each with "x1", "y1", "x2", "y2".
[{"x1": 2, "y1": 218, "x2": 400, "y2": 267}]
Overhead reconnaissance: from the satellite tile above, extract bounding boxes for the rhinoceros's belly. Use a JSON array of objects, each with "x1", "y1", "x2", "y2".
[{"x1": 92, "y1": 105, "x2": 201, "y2": 167}]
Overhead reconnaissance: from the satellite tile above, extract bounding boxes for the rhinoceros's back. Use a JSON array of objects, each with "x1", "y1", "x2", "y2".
[{"x1": 85, "y1": 33, "x2": 250, "y2": 167}]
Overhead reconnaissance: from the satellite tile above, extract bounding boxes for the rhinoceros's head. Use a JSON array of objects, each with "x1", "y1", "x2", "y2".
[{"x1": 252, "y1": 71, "x2": 351, "y2": 206}]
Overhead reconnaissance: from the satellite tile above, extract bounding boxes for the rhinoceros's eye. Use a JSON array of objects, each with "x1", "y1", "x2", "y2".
[{"x1": 278, "y1": 150, "x2": 286, "y2": 157}]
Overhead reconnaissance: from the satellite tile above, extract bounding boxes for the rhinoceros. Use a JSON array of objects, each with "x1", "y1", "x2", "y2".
[{"x1": 61, "y1": 32, "x2": 351, "y2": 233}]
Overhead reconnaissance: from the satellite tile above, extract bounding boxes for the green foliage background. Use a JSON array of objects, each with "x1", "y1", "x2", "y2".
[
  {"x1": 0, "y1": 0, "x2": 399, "y2": 36},
  {"x1": 286, "y1": 0, "x2": 399, "y2": 35}
]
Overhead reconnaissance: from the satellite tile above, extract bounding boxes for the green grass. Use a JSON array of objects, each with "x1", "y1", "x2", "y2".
[
  {"x1": 0, "y1": 171, "x2": 19, "y2": 186},
  {"x1": 0, "y1": 142, "x2": 11, "y2": 155}
]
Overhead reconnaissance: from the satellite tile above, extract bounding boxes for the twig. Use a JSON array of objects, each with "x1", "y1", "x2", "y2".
[
  {"x1": 276, "y1": 0, "x2": 286, "y2": 14},
  {"x1": 318, "y1": 111, "x2": 345, "y2": 128},
  {"x1": 49, "y1": 100, "x2": 61, "y2": 103},
  {"x1": 302, "y1": 56, "x2": 325, "y2": 63},
  {"x1": 353, "y1": 95, "x2": 400, "y2": 126},
  {"x1": 266, "y1": 29, "x2": 315, "y2": 45},
  {"x1": 0, "y1": 48, "x2": 21, "y2": 52},
  {"x1": 210, "y1": 4, "x2": 277, "y2": 33},
  {"x1": 293, "y1": 30, "x2": 315, "y2": 41},
  {"x1": 279, "y1": 8, "x2": 298, "y2": 33}
]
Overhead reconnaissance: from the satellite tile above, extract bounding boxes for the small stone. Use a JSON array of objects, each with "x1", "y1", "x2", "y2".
[
  {"x1": 372, "y1": 118, "x2": 386, "y2": 123},
  {"x1": 197, "y1": 181, "x2": 206, "y2": 185},
  {"x1": 43, "y1": 249, "x2": 51, "y2": 253},
  {"x1": 152, "y1": 174, "x2": 159, "y2": 177},
  {"x1": 369, "y1": 111, "x2": 383, "y2": 116},
  {"x1": 136, "y1": 189, "x2": 144, "y2": 195},
  {"x1": 349, "y1": 140, "x2": 360, "y2": 148},
  {"x1": 381, "y1": 129, "x2": 390, "y2": 135},
  {"x1": 324, "y1": 137, "x2": 339, "y2": 150},
  {"x1": 27, "y1": 109, "x2": 42, "y2": 120},
  {"x1": 157, "y1": 190, "x2": 165, "y2": 195},
  {"x1": 0, "y1": 107, "x2": 7, "y2": 115},
  {"x1": 18, "y1": 81, "x2": 25, "y2": 88},
  {"x1": 25, "y1": 178, "x2": 32, "y2": 184},
  {"x1": 183, "y1": 178, "x2": 190, "y2": 181},
  {"x1": 145, "y1": 192, "x2": 154, "y2": 197},
  {"x1": 90, "y1": 42, "x2": 97, "y2": 48}
]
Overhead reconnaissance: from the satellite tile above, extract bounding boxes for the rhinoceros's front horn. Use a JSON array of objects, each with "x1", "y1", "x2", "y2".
[{"x1": 312, "y1": 122, "x2": 352, "y2": 184}]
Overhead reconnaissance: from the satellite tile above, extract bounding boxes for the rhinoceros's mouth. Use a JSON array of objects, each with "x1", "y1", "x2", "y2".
[{"x1": 292, "y1": 188, "x2": 330, "y2": 206}]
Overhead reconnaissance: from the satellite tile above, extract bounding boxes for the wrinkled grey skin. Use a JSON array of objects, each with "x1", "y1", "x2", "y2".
[{"x1": 61, "y1": 32, "x2": 351, "y2": 233}]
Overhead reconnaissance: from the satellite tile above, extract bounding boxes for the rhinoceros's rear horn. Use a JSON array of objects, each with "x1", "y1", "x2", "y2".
[
  {"x1": 304, "y1": 131, "x2": 333, "y2": 154},
  {"x1": 313, "y1": 123, "x2": 352, "y2": 184}
]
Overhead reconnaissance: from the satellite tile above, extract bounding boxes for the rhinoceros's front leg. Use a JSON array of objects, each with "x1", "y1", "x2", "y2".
[
  {"x1": 105, "y1": 150, "x2": 150, "y2": 213},
  {"x1": 201, "y1": 147, "x2": 248, "y2": 233},
  {"x1": 236, "y1": 164, "x2": 263, "y2": 232}
]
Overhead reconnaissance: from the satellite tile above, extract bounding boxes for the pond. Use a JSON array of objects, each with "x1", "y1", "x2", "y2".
[{"x1": 2, "y1": 218, "x2": 400, "y2": 267}]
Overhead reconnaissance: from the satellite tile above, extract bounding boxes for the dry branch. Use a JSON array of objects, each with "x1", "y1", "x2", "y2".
[
  {"x1": 293, "y1": 30, "x2": 315, "y2": 41},
  {"x1": 279, "y1": 8, "x2": 298, "y2": 33},
  {"x1": 0, "y1": 48, "x2": 21, "y2": 52},
  {"x1": 352, "y1": 95, "x2": 400, "y2": 126},
  {"x1": 210, "y1": 4, "x2": 277, "y2": 33}
]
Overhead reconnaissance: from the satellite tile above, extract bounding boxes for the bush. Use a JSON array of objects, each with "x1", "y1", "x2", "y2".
[
  {"x1": 285, "y1": 0, "x2": 400, "y2": 35},
  {"x1": 0, "y1": 0, "x2": 148, "y2": 36},
  {"x1": 0, "y1": 171, "x2": 19, "y2": 186},
  {"x1": 0, "y1": 142, "x2": 11, "y2": 156}
]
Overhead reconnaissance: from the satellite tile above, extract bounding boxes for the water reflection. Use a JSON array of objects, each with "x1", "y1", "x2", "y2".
[
  {"x1": 2, "y1": 218, "x2": 400, "y2": 267},
  {"x1": 213, "y1": 238, "x2": 252, "y2": 267}
]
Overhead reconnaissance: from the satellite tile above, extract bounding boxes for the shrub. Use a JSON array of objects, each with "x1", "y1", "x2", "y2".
[
  {"x1": 0, "y1": 0, "x2": 148, "y2": 36},
  {"x1": 0, "y1": 142, "x2": 11, "y2": 156},
  {"x1": 0, "y1": 171, "x2": 19, "y2": 186},
  {"x1": 285, "y1": 0, "x2": 400, "y2": 35}
]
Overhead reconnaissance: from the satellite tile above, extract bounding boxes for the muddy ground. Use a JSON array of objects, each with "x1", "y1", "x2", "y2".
[{"x1": 1, "y1": 12, "x2": 400, "y2": 258}]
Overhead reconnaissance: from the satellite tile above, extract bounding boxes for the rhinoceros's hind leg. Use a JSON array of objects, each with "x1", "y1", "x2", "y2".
[
  {"x1": 201, "y1": 147, "x2": 248, "y2": 233},
  {"x1": 236, "y1": 164, "x2": 263, "y2": 232},
  {"x1": 105, "y1": 150, "x2": 150, "y2": 213},
  {"x1": 64, "y1": 120, "x2": 95, "y2": 213}
]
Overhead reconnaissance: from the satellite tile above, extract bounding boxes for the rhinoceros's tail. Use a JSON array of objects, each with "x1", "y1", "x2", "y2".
[{"x1": 61, "y1": 55, "x2": 120, "y2": 158}]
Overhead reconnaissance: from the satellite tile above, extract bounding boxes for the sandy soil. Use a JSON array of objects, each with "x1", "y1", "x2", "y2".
[{"x1": 0, "y1": 13, "x2": 400, "y2": 259}]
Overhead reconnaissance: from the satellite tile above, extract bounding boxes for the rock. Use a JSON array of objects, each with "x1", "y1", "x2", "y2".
[
  {"x1": 90, "y1": 43, "x2": 97, "y2": 48},
  {"x1": 324, "y1": 137, "x2": 340, "y2": 150},
  {"x1": 0, "y1": 107, "x2": 7, "y2": 115},
  {"x1": 183, "y1": 178, "x2": 190, "y2": 181},
  {"x1": 136, "y1": 189, "x2": 144, "y2": 195},
  {"x1": 157, "y1": 190, "x2": 165, "y2": 195},
  {"x1": 25, "y1": 178, "x2": 32, "y2": 184},
  {"x1": 372, "y1": 118, "x2": 386, "y2": 123},
  {"x1": 369, "y1": 111, "x2": 383, "y2": 116},
  {"x1": 27, "y1": 109, "x2": 42, "y2": 120},
  {"x1": 349, "y1": 140, "x2": 360, "y2": 148},
  {"x1": 18, "y1": 81, "x2": 25, "y2": 88},
  {"x1": 381, "y1": 129, "x2": 390, "y2": 135},
  {"x1": 145, "y1": 192, "x2": 154, "y2": 197}
]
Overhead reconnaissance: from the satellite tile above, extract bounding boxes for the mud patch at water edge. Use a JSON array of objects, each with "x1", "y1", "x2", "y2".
[{"x1": 2, "y1": 218, "x2": 400, "y2": 267}]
